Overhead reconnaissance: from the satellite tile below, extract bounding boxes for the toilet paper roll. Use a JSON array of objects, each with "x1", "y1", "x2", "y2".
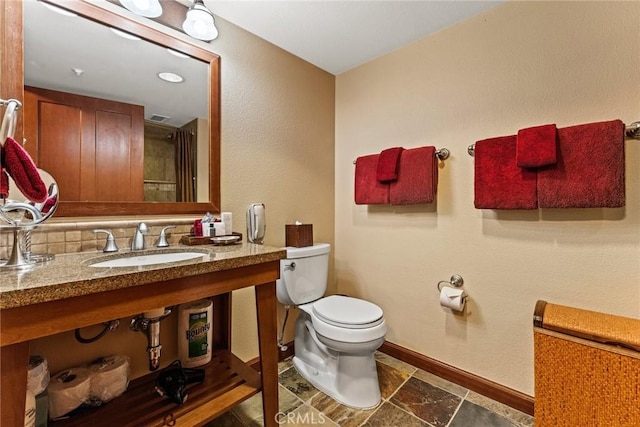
[
  {"x1": 439, "y1": 286, "x2": 466, "y2": 312},
  {"x1": 87, "y1": 355, "x2": 130, "y2": 402},
  {"x1": 47, "y1": 367, "x2": 91, "y2": 420},
  {"x1": 27, "y1": 355, "x2": 50, "y2": 396}
]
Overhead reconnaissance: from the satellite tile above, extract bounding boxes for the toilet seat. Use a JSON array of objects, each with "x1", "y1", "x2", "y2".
[
  {"x1": 301, "y1": 295, "x2": 387, "y2": 344},
  {"x1": 312, "y1": 295, "x2": 384, "y2": 329}
]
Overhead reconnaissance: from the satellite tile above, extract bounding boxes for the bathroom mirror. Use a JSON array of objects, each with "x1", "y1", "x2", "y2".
[
  {"x1": 19, "y1": 0, "x2": 220, "y2": 216},
  {"x1": 0, "y1": 168, "x2": 58, "y2": 227}
]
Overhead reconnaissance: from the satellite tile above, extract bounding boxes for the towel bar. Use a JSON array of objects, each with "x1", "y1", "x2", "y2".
[
  {"x1": 435, "y1": 148, "x2": 450, "y2": 160},
  {"x1": 626, "y1": 121, "x2": 640, "y2": 139},
  {"x1": 0, "y1": 99, "x2": 21, "y2": 142},
  {"x1": 0, "y1": 98, "x2": 22, "y2": 110},
  {"x1": 352, "y1": 147, "x2": 450, "y2": 164},
  {"x1": 467, "y1": 121, "x2": 640, "y2": 156}
]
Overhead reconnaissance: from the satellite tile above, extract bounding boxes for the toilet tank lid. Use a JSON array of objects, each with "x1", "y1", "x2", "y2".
[{"x1": 285, "y1": 243, "x2": 330, "y2": 259}]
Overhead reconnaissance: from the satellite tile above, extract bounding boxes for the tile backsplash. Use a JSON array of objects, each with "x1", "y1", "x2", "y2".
[{"x1": 0, "y1": 217, "x2": 196, "y2": 259}]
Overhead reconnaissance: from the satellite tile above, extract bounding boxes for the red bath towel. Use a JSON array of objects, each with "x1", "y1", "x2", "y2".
[
  {"x1": 390, "y1": 146, "x2": 438, "y2": 205},
  {"x1": 376, "y1": 147, "x2": 404, "y2": 182},
  {"x1": 474, "y1": 135, "x2": 538, "y2": 209},
  {"x1": 517, "y1": 124, "x2": 557, "y2": 168},
  {"x1": 537, "y1": 120, "x2": 625, "y2": 208},
  {"x1": 354, "y1": 154, "x2": 390, "y2": 205},
  {"x1": 3, "y1": 136, "x2": 47, "y2": 203}
]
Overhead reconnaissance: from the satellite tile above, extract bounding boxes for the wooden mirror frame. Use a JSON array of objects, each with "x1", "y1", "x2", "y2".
[{"x1": 2, "y1": 0, "x2": 220, "y2": 217}]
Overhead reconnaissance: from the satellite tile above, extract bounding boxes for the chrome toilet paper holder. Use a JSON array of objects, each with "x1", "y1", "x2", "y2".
[{"x1": 437, "y1": 274, "x2": 464, "y2": 291}]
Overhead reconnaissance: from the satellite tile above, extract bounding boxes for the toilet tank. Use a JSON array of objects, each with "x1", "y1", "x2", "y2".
[{"x1": 276, "y1": 243, "x2": 330, "y2": 305}]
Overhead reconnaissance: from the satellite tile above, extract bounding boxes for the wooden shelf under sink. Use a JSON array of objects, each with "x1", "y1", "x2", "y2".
[{"x1": 52, "y1": 350, "x2": 261, "y2": 427}]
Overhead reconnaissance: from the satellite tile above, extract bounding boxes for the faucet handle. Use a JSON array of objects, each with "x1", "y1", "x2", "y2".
[
  {"x1": 157, "y1": 225, "x2": 176, "y2": 248},
  {"x1": 93, "y1": 229, "x2": 119, "y2": 253}
]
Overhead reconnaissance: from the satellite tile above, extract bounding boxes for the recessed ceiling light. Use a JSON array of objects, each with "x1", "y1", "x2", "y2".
[
  {"x1": 110, "y1": 28, "x2": 142, "y2": 41},
  {"x1": 158, "y1": 72, "x2": 184, "y2": 83},
  {"x1": 41, "y1": 2, "x2": 78, "y2": 17},
  {"x1": 167, "y1": 49, "x2": 190, "y2": 59}
]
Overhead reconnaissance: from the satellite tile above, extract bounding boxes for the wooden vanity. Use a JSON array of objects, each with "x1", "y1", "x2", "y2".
[{"x1": 0, "y1": 244, "x2": 285, "y2": 427}]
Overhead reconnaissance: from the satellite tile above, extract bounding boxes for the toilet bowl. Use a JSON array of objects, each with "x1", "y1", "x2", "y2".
[{"x1": 276, "y1": 244, "x2": 387, "y2": 409}]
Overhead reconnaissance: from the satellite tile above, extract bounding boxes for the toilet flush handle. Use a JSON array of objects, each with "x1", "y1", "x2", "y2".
[{"x1": 285, "y1": 262, "x2": 296, "y2": 270}]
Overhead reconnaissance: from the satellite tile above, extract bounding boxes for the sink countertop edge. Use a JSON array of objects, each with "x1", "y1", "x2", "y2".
[{"x1": 0, "y1": 243, "x2": 286, "y2": 310}]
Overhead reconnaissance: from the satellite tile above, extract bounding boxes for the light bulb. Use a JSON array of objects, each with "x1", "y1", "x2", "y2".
[
  {"x1": 182, "y1": 2, "x2": 218, "y2": 41},
  {"x1": 119, "y1": 0, "x2": 162, "y2": 18}
]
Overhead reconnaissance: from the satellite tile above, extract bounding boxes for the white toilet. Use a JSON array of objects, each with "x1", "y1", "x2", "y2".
[{"x1": 276, "y1": 243, "x2": 387, "y2": 409}]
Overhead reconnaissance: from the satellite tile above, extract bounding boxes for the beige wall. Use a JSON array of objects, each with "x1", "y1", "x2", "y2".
[
  {"x1": 27, "y1": 9, "x2": 335, "y2": 377},
  {"x1": 212, "y1": 16, "x2": 336, "y2": 361},
  {"x1": 335, "y1": 1, "x2": 639, "y2": 396}
]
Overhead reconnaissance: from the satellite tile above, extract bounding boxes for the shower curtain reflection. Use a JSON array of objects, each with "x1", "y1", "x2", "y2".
[{"x1": 174, "y1": 130, "x2": 196, "y2": 202}]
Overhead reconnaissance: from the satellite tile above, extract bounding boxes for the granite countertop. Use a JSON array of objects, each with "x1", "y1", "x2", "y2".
[{"x1": 0, "y1": 243, "x2": 286, "y2": 310}]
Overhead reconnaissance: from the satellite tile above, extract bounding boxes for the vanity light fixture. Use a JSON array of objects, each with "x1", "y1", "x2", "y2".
[
  {"x1": 158, "y1": 72, "x2": 184, "y2": 83},
  {"x1": 182, "y1": 0, "x2": 219, "y2": 42},
  {"x1": 119, "y1": 0, "x2": 162, "y2": 18}
]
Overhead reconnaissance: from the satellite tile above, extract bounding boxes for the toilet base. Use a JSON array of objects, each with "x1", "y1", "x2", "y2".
[
  {"x1": 292, "y1": 353, "x2": 382, "y2": 410},
  {"x1": 292, "y1": 311, "x2": 384, "y2": 409}
]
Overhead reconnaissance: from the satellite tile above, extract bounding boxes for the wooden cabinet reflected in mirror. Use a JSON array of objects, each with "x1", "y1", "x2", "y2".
[
  {"x1": 14, "y1": 0, "x2": 220, "y2": 216},
  {"x1": 25, "y1": 86, "x2": 145, "y2": 202}
]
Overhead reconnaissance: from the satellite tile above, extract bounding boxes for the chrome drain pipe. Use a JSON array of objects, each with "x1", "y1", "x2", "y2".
[{"x1": 130, "y1": 308, "x2": 172, "y2": 371}]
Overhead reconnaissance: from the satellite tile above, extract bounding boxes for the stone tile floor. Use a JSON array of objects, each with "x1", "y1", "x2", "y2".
[{"x1": 207, "y1": 352, "x2": 534, "y2": 427}]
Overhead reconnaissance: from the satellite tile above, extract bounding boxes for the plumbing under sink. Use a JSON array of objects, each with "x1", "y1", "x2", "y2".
[{"x1": 88, "y1": 251, "x2": 207, "y2": 268}]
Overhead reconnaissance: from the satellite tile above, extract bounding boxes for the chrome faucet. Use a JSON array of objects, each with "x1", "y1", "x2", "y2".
[
  {"x1": 132, "y1": 222, "x2": 148, "y2": 250},
  {"x1": 156, "y1": 225, "x2": 176, "y2": 248},
  {"x1": 93, "y1": 229, "x2": 119, "y2": 253}
]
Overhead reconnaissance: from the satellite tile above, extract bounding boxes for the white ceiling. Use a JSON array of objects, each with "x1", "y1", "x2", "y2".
[
  {"x1": 23, "y1": 0, "x2": 504, "y2": 128},
  {"x1": 204, "y1": 1, "x2": 505, "y2": 75}
]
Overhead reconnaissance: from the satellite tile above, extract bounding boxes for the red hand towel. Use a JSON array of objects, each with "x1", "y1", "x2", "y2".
[
  {"x1": 537, "y1": 120, "x2": 624, "y2": 208},
  {"x1": 516, "y1": 124, "x2": 557, "y2": 167},
  {"x1": 41, "y1": 195, "x2": 58, "y2": 214},
  {"x1": 3, "y1": 136, "x2": 47, "y2": 203},
  {"x1": 0, "y1": 168, "x2": 8, "y2": 199},
  {"x1": 474, "y1": 135, "x2": 538, "y2": 209},
  {"x1": 389, "y1": 146, "x2": 438, "y2": 205},
  {"x1": 354, "y1": 154, "x2": 390, "y2": 205},
  {"x1": 376, "y1": 147, "x2": 404, "y2": 182},
  {"x1": 0, "y1": 146, "x2": 7, "y2": 199}
]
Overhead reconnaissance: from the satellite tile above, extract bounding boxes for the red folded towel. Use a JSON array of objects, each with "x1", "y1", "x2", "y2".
[
  {"x1": 474, "y1": 135, "x2": 538, "y2": 209},
  {"x1": 517, "y1": 124, "x2": 557, "y2": 168},
  {"x1": 389, "y1": 146, "x2": 438, "y2": 205},
  {"x1": 41, "y1": 195, "x2": 58, "y2": 214},
  {"x1": 3, "y1": 136, "x2": 47, "y2": 203},
  {"x1": 354, "y1": 154, "x2": 390, "y2": 205},
  {"x1": 537, "y1": 120, "x2": 625, "y2": 208},
  {"x1": 377, "y1": 147, "x2": 404, "y2": 182},
  {"x1": 0, "y1": 168, "x2": 8, "y2": 199}
]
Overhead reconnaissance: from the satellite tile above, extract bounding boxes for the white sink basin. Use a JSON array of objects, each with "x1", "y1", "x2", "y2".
[{"x1": 89, "y1": 251, "x2": 206, "y2": 268}]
